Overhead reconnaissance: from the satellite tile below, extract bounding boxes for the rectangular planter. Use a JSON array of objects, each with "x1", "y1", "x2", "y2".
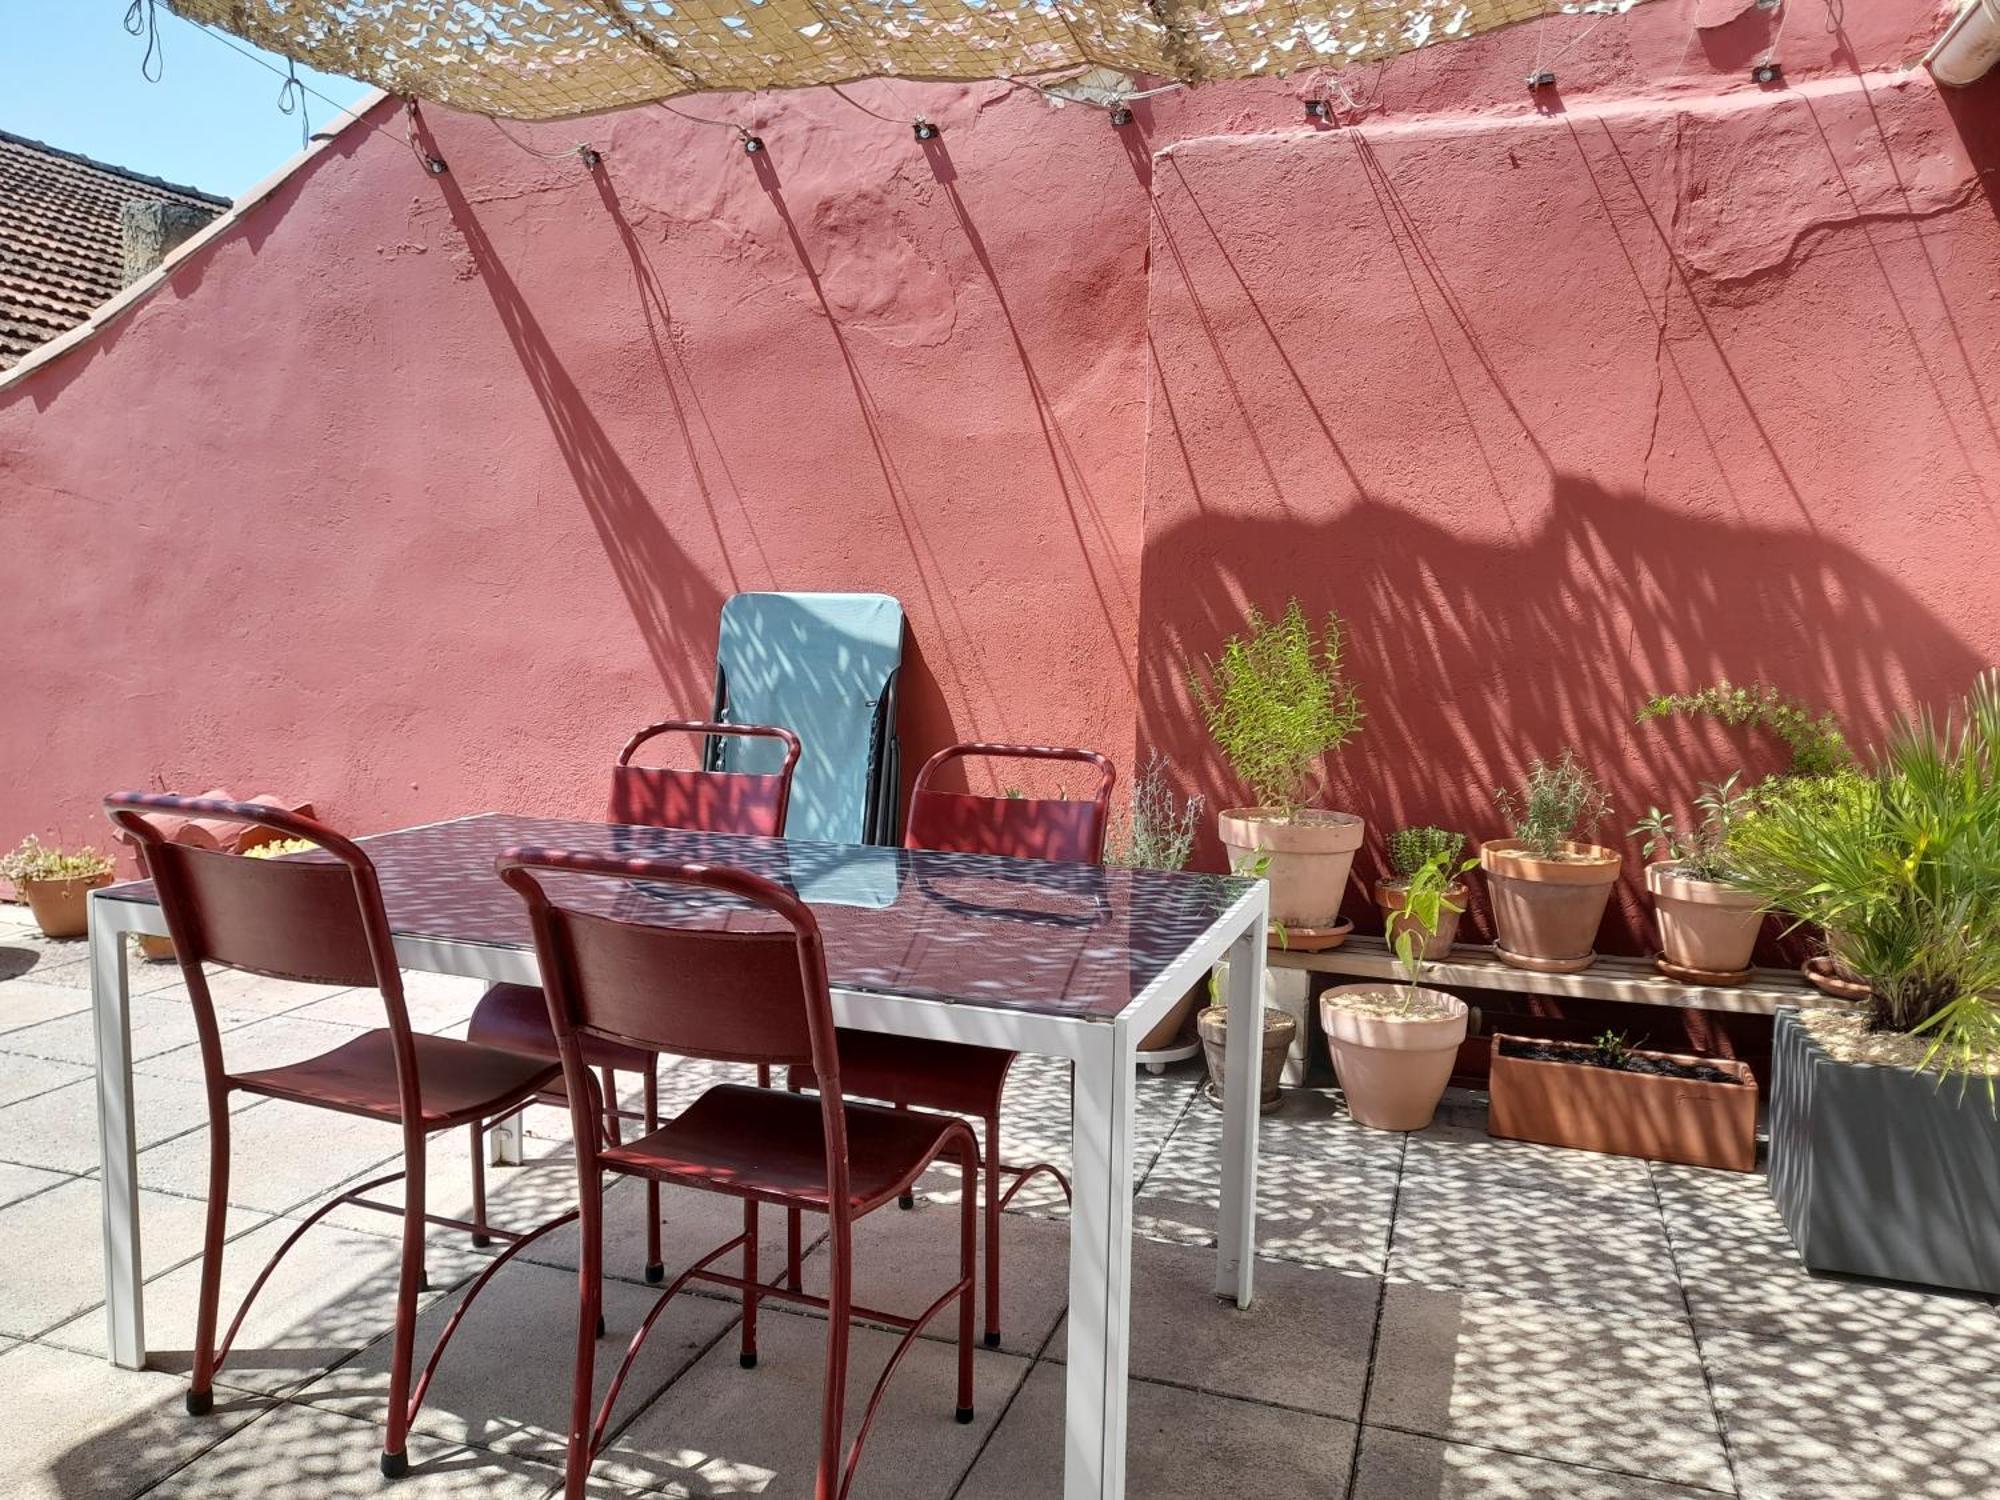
[
  {"x1": 1488, "y1": 1034, "x2": 1757, "y2": 1172},
  {"x1": 1769, "y1": 1007, "x2": 2000, "y2": 1294}
]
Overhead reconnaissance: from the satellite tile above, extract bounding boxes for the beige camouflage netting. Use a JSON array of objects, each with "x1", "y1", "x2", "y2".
[{"x1": 168, "y1": 0, "x2": 1609, "y2": 122}]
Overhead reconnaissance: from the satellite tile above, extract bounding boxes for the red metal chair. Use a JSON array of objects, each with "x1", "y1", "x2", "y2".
[
  {"x1": 467, "y1": 719, "x2": 799, "y2": 1281},
  {"x1": 105, "y1": 793, "x2": 572, "y2": 1479},
  {"x1": 788, "y1": 742, "x2": 1114, "y2": 1347},
  {"x1": 496, "y1": 847, "x2": 979, "y2": 1500}
]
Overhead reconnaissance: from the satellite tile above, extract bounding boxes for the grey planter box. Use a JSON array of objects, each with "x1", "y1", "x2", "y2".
[{"x1": 1769, "y1": 1007, "x2": 2000, "y2": 1294}]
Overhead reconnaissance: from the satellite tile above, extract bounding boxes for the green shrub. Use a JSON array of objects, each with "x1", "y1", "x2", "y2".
[
  {"x1": 1494, "y1": 750, "x2": 1611, "y2": 859},
  {"x1": 0, "y1": 836, "x2": 114, "y2": 885},
  {"x1": 1637, "y1": 681, "x2": 1849, "y2": 778},
  {"x1": 1190, "y1": 599, "x2": 1364, "y2": 818},
  {"x1": 1387, "y1": 826, "x2": 1464, "y2": 882},
  {"x1": 1106, "y1": 751, "x2": 1203, "y2": 872},
  {"x1": 1631, "y1": 772, "x2": 1751, "y2": 882}
]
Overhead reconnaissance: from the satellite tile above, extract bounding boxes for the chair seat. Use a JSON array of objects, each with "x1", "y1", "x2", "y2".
[
  {"x1": 467, "y1": 981, "x2": 659, "y2": 1074},
  {"x1": 604, "y1": 1084, "x2": 962, "y2": 1212},
  {"x1": 788, "y1": 1031, "x2": 1016, "y2": 1119},
  {"x1": 232, "y1": 1030, "x2": 560, "y2": 1129}
]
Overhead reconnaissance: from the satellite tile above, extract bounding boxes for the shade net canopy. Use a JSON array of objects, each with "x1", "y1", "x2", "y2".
[{"x1": 166, "y1": 0, "x2": 1594, "y2": 122}]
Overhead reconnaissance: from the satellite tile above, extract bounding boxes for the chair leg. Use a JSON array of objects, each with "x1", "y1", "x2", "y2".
[
  {"x1": 469, "y1": 1122, "x2": 492, "y2": 1249},
  {"x1": 817, "y1": 1216, "x2": 851, "y2": 1500},
  {"x1": 600, "y1": 1067, "x2": 622, "y2": 1146},
  {"x1": 785, "y1": 1206, "x2": 804, "y2": 1292},
  {"x1": 983, "y1": 1109, "x2": 1003, "y2": 1348},
  {"x1": 381, "y1": 1131, "x2": 427, "y2": 1478},
  {"x1": 740, "y1": 1199, "x2": 760, "y2": 1369},
  {"x1": 643, "y1": 1062, "x2": 664, "y2": 1284},
  {"x1": 565, "y1": 1170, "x2": 605, "y2": 1499},
  {"x1": 957, "y1": 1138, "x2": 977, "y2": 1423},
  {"x1": 896, "y1": 1102, "x2": 914, "y2": 1210},
  {"x1": 185, "y1": 1103, "x2": 232, "y2": 1416}
]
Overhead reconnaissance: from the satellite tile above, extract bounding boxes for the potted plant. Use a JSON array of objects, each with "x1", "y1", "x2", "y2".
[
  {"x1": 1481, "y1": 751, "x2": 1620, "y2": 972},
  {"x1": 1376, "y1": 826, "x2": 1471, "y2": 960},
  {"x1": 1489, "y1": 1029, "x2": 1757, "y2": 1171},
  {"x1": 1191, "y1": 598, "x2": 1366, "y2": 948},
  {"x1": 1636, "y1": 681, "x2": 1849, "y2": 778},
  {"x1": 1728, "y1": 675, "x2": 2000, "y2": 1293},
  {"x1": 1318, "y1": 855, "x2": 1469, "y2": 1130},
  {"x1": 1108, "y1": 751, "x2": 1208, "y2": 1065},
  {"x1": 1194, "y1": 1003, "x2": 1297, "y2": 1111},
  {"x1": 1, "y1": 837, "x2": 116, "y2": 940},
  {"x1": 1632, "y1": 773, "x2": 1764, "y2": 982}
]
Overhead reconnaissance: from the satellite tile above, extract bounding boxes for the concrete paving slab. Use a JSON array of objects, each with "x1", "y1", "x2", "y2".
[
  {"x1": 0, "y1": 1047, "x2": 88, "y2": 1109},
  {"x1": 956, "y1": 1362, "x2": 1358, "y2": 1499},
  {"x1": 0, "y1": 1159, "x2": 71, "y2": 1210},
  {"x1": 0, "y1": 977, "x2": 92, "y2": 1036},
  {"x1": 134, "y1": 1010, "x2": 374, "y2": 1084},
  {"x1": 133, "y1": 963, "x2": 357, "y2": 1014},
  {"x1": 0, "y1": 1066, "x2": 263, "y2": 1175},
  {"x1": 1351, "y1": 1425, "x2": 1728, "y2": 1499},
  {"x1": 134, "y1": 1096, "x2": 407, "y2": 1215},
  {"x1": 1366, "y1": 1282, "x2": 1732, "y2": 1491},
  {"x1": 594, "y1": 1302, "x2": 1029, "y2": 1497},
  {"x1": 2, "y1": 991, "x2": 260, "y2": 1068}
]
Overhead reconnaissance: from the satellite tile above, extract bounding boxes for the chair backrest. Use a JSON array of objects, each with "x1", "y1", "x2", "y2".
[
  {"x1": 905, "y1": 743, "x2": 1116, "y2": 863},
  {"x1": 496, "y1": 848, "x2": 850, "y2": 1196},
  {"x1": 103, "y1": 793, "x2": 417, "y2": 1108},
  {"x1": 609, "y1": 719, "x2": 801, "y2": 836}
]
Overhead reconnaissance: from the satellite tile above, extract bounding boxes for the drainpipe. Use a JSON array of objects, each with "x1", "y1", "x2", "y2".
[{"x1": 1926, "y1": 0, "x2": 2000, "y2": 86}]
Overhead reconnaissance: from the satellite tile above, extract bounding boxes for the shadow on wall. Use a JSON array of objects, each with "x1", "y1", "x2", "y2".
[{"x1": 1135, "y1": 477, "x2": 1987, "y2": 952}]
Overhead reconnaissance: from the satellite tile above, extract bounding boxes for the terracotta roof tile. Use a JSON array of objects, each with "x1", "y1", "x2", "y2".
[{"x1": 0, "y1": 131, "x2": 227, "y2": 369}]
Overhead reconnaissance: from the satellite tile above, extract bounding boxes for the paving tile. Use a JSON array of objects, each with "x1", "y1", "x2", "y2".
[
  {"x1": 0, "y1": 1159, "x2": 71, "y2": 1210},
  {"x1": 145, "y1": 1398, "x2": 575, "y2": 1498},
  {"x1": 1351, "y1": 1425, "x2": 1725, "y2": 1498},
  {"x1": 1648, "y1": 1161, "x2": 1802, "y2": 1274},
  {"x1": 1389, "y1": 1176, "x2": 1685, "y2": 1317},
  {"x1": 44, "y1": 1214, "x2": 489, "y2": 1391},
  {"x1": 301, "y1": 1256, "x2": 739, "y2": 1466},
  {"x1": 291, "y1": 971, "x2": 485, "y2": 1032},
  {"x1": 1164, "y1": 1081, "x2": 1409, "y2": 1164},
  {"x1": 0, "y1": 1047, "x2": 88, "y2": 1107},
  {"x1": 0, "y1": 991, "x2": 258, "y2": 1068},
  {"x1": 0, "y1": 1066, "x2": 262, "y2": 1175},
  {"x1": 1047, "y1": 1239, "x2": 1377, "y2": 1419},
  {"x1": 792, "y1": 1190, "x2": 1069, "y2": 1357},
  {"x1": 1365, "y1": 1282, "x2": 1733, "y2": 1491},
  {"x1": 134, "y1": 1097, "x2": 408, "y2": 1214},
  {"x1": 0, "y1": 977, "x2": 92, "y2": 1035},
  {"x1": 1406, "y1": 1121, "x2": 1655, "y2": 1199},
  {"x1": 134, "y1": 1011, "x2": 374, "y2": 1084},
  {"x1": 0, "y1": 1339, "x2": 275, "y2": 1500},
  {"x1": 134, "y1": 964, "x2": 361, "y2": 1015},
  {"x1": 594, "y1": 1304, "x2": 1030, "y2": 1497},
  {"x1": 0, "y1": 930, "x2": 92, "y2": 985},
  {"x1": 0, "y1": 1176, "x2": 262, "y2": 1338},
  {"x1": 955, "y1": 1361, "x2": 1358, "y2": 1499},
  {"x1": 1706, "y1": 1324, "x2": 2000, "y2": 1500}
]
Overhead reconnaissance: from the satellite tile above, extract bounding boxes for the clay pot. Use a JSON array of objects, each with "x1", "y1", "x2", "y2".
[
  {"x1": 137, "y1": 933, "x2": 178, "y2": 962},
  {"x1": 1139, "y1": 981, "x2": 1206, "y2": 1053},
  {"x1": 1196, "y1": 1004, "x2": 1296, "y2": 1109},
  {"x1": 1217, "y1": 808, "x2": 1364, "y2": 930},
  {"x1": 21, "y1": 872, "x2": 114, "y2": 940},
  {"x1": 1319, "y1": 983, "x2": 1468, "y2": 1131},
  {"x1": 1488, "y1": 1035, "x2": 1757, "y2": 1172},
  {"x1": 1480, "y1": 840, "x2": 1622, "y2": 972},
  {"x1": 1646, "y1": 862, "x2": 1762, "y2": 976},
  {"x1": 1374, "y1": 880, "x2": 1468, "y2": 962}
]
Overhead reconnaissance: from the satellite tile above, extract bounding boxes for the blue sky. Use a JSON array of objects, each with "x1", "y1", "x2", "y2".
[{"x1": 1, "y1": 1, "x2": 373, "y2": 199}]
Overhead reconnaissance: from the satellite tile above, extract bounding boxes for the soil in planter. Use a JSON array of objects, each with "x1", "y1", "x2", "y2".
[{"x1": 1496, "y1": 1037, "x2": 1744, "y2": 1086}]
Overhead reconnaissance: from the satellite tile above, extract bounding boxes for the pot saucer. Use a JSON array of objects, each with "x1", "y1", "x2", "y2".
[
  {"x1": 1275, "y1": 917, "x2": 1352, "y2": 953},
  {"x1": 1494, "y1": 943, "x2": 1595, "y2": 974},
  {"x1": 1656, "y1": 956, "x2": 1753, "y2": 987},
  {"x1": 1200, "y1": 1081, "x2": 1285, "y2": 1113},
  {"x1": 1801, "y1": 955, "x2": 1871, "y2": 1002}
]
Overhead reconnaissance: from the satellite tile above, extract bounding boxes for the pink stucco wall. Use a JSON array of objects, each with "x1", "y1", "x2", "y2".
[{"x1": 2, "y1": 1, "x2": 1994, "y2": 950}]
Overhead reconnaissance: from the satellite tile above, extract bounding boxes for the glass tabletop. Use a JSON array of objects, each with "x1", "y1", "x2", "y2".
[{"x1": 103, "y1": 813, "x2": 1255, "y2": 1022}]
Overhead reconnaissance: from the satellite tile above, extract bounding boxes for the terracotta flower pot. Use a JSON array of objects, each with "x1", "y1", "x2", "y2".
[
  {"x1": 1488, "y1": 1035, "x2": 1757, "y2": 1172},
  {"x1": 1217, "y1": 808, "x2": 1364, "y2": 931},
  {"x1": 1646, "y1": 862, "x2": 1762, "y2": 976},
  {"x1": 1374, "y1": 880, "x2": 1468, "y2": 962},
  {"x1": 1139, "y1": 980, "x2": 1205, "y2": 1053},
  {"x1": 137, "y1": 932, "x2": 178, "y2": 962},
  {"x1": 1480, "y1": 840, "x2": 1621, "y2": 972},
  {"x1": 1196, "y1": 1004, "x2": 1296, "y2": 1109},
  {"x1": 21, "y1": 872, "x2": 113, "y2": 940},
  {"x1": 1319, "y1": 983, "x2": 1468, "y2": 1131}
]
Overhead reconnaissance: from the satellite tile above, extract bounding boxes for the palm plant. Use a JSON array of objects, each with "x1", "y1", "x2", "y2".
[{"x1": 1726, "y1": 672, "x2": 2000, "y2": 1077}]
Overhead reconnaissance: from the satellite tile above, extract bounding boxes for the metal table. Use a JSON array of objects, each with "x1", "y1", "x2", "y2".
[{"x1": 88, "y1": 812, "x2": 1270, "y2": 1499}]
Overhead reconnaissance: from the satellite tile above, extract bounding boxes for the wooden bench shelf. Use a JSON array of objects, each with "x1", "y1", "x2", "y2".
[{"x1": 1266, "y1": 936, "x2": 1833, "y2": 1016}]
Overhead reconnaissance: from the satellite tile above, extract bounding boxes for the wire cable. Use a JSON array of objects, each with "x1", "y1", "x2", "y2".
[{"x1": 123, "y1": 0, "x2": 164, "y2": 83}]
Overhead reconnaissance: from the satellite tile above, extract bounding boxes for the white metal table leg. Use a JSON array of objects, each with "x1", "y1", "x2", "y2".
[
  {"x1": 1215, "y1": 905, "x2": 1267, "y2": 1306},
  {"x1": 90, "y1": 897, "x2": 146, "y2": 1368},
  {"x1": 489, "y1": 1106, "x2": 526, "y2": 1166},
  {"x1": 1064, "y1": 1020, "x2": 1135, "y2": 1500}
]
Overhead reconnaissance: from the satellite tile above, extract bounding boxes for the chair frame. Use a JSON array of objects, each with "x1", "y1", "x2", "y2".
[
  {"x1": 498, "y1": 847, "x2": 979, "y2": 1500},
  {"x1": 105, "y1": 792, "x2": 573, "y2": 1478},
  {"x1": 490, "y1": 718, "x2": 801, "y2": 1283}
]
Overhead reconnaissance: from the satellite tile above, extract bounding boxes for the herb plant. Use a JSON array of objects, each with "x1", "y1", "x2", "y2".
[
  {"x1": 1494, "y1": 750, "x2": 1611, "y2": 859},
  {"x1": 1631, "y1": 772, "x2": 1752, "y2": 883},
  {"x1": 1191, "y1": 599, "x2": 1364, "y2": 819},
  {"x1": 1725, "y1": 673, "x2": 2000, "y2": 1081},
  {"x1": 1592, "y1": 1030, "x2": 1634, "y2": 1070},
  {"x1": 1107, "y1": 751, "x2": 1204, "y2": 872},
  {"x1": 1387, "y1": 853, "x2": 1471, "y2": 1008},
  {"x1": 1637, "y1": 681, "x2": 1848, "y2": 778},
  {"x1": 0, "y1": 837, "x2": 114, "y2": 885},
  {"x1": 1388, "y1": 826, "x2": 1465, "y2": 883}
]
